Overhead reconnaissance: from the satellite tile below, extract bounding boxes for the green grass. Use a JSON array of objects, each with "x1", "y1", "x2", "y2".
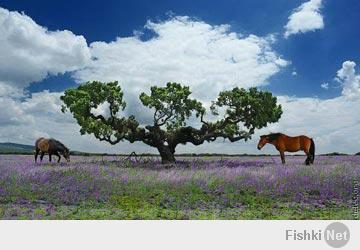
[
  {"x1": 1, "y1": 154, "x2": 358, "y2": 220},
  {"x1": 0, "y1": 183, "x2": 354, "y2": 220}
]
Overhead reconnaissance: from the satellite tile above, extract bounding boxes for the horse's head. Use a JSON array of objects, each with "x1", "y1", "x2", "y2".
[
  {"x1": 63, "y1": 148, "x2": 70, "y2": 162},
  {"x1": 257, "y1": 135, "x2": 268, "y2": 150}
]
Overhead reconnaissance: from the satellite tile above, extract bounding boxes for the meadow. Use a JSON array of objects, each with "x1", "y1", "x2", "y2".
[{"x1": 0, "y1": 154, "x2": 359, "y2": 219}]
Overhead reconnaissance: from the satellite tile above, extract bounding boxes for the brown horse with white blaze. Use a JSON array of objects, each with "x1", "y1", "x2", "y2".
[
  {"x1": 257, "y1": 133, "x2": 315, "y2": 165},
  {"x1": 35, "y1": 138, "x2": 70, "y2": 163}
]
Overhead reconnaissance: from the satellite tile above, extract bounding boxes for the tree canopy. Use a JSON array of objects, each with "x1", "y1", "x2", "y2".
[{"x1": 61, "y1": 81, "x2": 282, "y2": 163}]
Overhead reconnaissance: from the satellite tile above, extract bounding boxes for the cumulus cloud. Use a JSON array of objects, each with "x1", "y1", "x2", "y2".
[
  {"x1": 180, "y1": 93, "x2": 359, "y2": 155},
  {"x1": 0, "y1": 91, "x2": 64, "y2": 133},
  {"x1": 336, "y1": 60, "x2": 360, "y2": 98},
  {"x1": 67, "y1": 59, "x2": 360, "y2": 154},
  {"x1": 0, "y1": 7, "x2": 90, "y2": 91},
  {"x1": 1, "y1": 7, "x2": 359, "y2": 155},
  {"x1": 0, "y1": 7, "x2": 100, "y2": 150},
  {"x1": 0, "y1": 97, "x2": 33, "y2": 126},
  {"x1": 263, "y1": 95, "x2": 360, "y2": 153},
  {"x1": 284, "y1": 0, "x2": 324, "y2": 38},
  {"x1": 0, "y1": 82, "x2": 24, "y2": 98},
  {"x1": 75, "y1": 16, "x2": 288, "y2": 123},
  {"x1": 0, "y1": 90, "x2": 140, "y2": 153},
  {"x1": 253, "y1": 60, "x2": 360, "y2": 154},
  {"x1": 0, "y1": 13, "x2": 290, "y2": 153}
]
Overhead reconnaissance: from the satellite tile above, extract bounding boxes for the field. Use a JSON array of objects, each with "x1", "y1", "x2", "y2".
[{"x1": 0, "y1": 154, "x2": 359, "y2": 220}]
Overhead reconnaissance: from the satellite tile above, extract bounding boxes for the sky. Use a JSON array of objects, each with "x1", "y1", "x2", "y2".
[{"x1": 0, "y1": 0, "x2": 360, "y2": 155}]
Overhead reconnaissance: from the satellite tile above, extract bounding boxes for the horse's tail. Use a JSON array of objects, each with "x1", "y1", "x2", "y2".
[
  {"x1": 35, "y1": 137, "x2": 44, "y2": 148},
  {"x1": 309, "y1": 138, "x2": 315, "y2": 163},
  {"x1": 34, "y1": 137, "x2": 43, "y2": 163}
]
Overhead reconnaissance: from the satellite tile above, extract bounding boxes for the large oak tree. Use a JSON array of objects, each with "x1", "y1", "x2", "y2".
[{"x1": 61, "y1": 81, "x2": 282, "y2": 163}]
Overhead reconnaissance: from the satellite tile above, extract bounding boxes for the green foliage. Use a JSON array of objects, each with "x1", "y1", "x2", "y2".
[
  {"x1": 61, "y1": 81, "x2": 282, "y2": 162},
  {"x1": 210, "y1": 87, "x2": 282, "y2": 135},
  {"x1": 61, "y1": 81, "x2": 139, "y2": 144},
  {"x1": 140, "y1": 82, "x2": 205, "y2": 130},
  {"x1": 61, "y1": 81, "x2": 126, "y2": 116}
]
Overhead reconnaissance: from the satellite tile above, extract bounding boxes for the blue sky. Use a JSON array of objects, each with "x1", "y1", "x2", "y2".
[
  {"x1": 1, "y1": 0, "x2": 360, "y2": 154},
  {"x1": 1, "y1": 0, "x2": 359, "y2": 99}
]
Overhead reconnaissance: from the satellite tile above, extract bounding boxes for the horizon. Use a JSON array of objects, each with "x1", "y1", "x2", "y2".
[{"x1": 0, "y1": 140, "x2": 357, "y2": 156}]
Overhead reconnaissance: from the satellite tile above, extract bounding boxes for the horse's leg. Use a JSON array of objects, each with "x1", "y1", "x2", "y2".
[
  {"x1": 310, "y1": 151, "x2": 314, "y2": 164},
  {"x1": 280, "y1": 151, "x2": 285, "y2": 164},
  {"x1": 40, "y1": 152, "x2": 45, "y2": 162},
  {"x1": 35, "y1": 148, "x2": 40, "y2": 163},
  {"x1": 309, "y1": 139, "x2": 315, "y2": 164},
  {"x1": 304, "y1": 150, "x2": 310, "y2": 166},
  {"x1": 49, "y1": 153, "x2": 52, "y2": 162},
  {"x1": 54, "y1": 151, "x2": 61, "y2": 163}
]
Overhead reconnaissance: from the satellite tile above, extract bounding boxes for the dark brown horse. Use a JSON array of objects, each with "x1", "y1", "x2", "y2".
[
  {"x1": 257, "y1": 133, "x2": 315, "y2": 165},
  {"x1": 35, "y1": 138, "x2": 70, "y2": 163}
]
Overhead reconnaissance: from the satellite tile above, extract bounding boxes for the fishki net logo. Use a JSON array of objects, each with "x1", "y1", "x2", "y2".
[{"x1": 285, "y1": 222, "x2": 350, "y2": 248}]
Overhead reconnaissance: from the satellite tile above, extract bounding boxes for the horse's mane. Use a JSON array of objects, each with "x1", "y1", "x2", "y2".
[
  {"x1": 50, "y1": 138, "x2": 68, "y2": 151},
  {"x1": 262, "y1": 133, "x2": 283, "y2": 142}
]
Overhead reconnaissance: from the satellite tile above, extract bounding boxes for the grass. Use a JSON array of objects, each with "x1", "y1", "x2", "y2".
[
  {"x1": 0, "y1": 155, "x2": 358, "y2": 219},
  {"x1": 0, "y1": 183, "x2": 354, "y2": 220}
]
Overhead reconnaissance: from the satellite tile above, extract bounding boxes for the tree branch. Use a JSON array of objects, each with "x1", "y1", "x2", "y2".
[
  {"x1": 96, "y1": 134, "x2": 122, "y2": 145},
  {"x1": 156, "y1": 107, "x2": 175, "y2": 127}
]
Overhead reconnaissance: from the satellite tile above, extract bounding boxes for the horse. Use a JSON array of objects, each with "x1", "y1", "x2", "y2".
[
  {"x1": 35, "y1": 138, "x2": 70, "y2": 163},
  {"x1": 257, "y1": 133, "x2": 315, "y2": 165}
]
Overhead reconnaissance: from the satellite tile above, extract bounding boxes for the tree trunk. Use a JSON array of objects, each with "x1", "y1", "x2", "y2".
[{"x1": 157, "y1": 145, "x2": 176, "y2": 164}]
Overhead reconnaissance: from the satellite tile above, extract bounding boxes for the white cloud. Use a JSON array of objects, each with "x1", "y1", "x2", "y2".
[
  {"x1": 75, "y1": 16, "x2": 288, "y2": 123},
  {"x1": 336, "y1": 60, "x2": 360, "y2": 98},
  {"x1": 0, "y1": 7, "x2": 103, "y2": 151},
  {"x1": 262, "y1": 95, "x2": 360, "y2": 154},
  {"x1": 0, "y1": 82, "x2": 25, "y2": 98},
  {"x1": 0, "y1": 7, "x2": 90, "y2": 91},
  {"x1": 284, "y1": 0, "x2": 324, "y2": 38},
  {"x1": 91, "y1": 101, "x2": 111, "y2": 119},
  {"x1": 292, "y1": 71, "x2": 297, "y2": 76},
  {"x1": 0, "y1": 91, "x2": 64, "y2": 132},
  {"x1": 184, "y1": 96, "x2": 360, "y2": 155},
  {"x1": 254, "y1": 60, "x2": 360, "y2": 154},
  {"x1": 0, "y1": 14, "x2": 290, "y2": 153},
  {"x1": 0, "y1": 90, "x2": 143, "y2": 153},
  {"x1": 74, "y1": 59, "x2": 360, "y2": 154},
  {"x1": 1, "y1": 7, "x2": 360, "y2": 155},
  {"x1": 321, "y1": 82, "x2": 329, "y2": 89},
  {"x1": 0, "y1": 97, "x2": 34, "y2": 126}
]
